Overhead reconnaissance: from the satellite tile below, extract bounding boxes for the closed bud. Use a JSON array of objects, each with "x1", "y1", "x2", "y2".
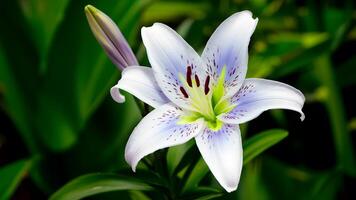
[{"x1": 85, "y1": 5, "x2": 138, "y2": 70}]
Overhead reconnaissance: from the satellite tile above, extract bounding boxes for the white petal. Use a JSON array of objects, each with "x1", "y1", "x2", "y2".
[
  {"x1": 202, "y1": 11, "x2": 258, "y2": 98},
  {"x1": 125, "y1": 103, "x2": 204, "y2": 171},
  {"x1": 141, "y1": 23, "x2": 206, "y2": 111},
  {"x1": 110, "y1": 66, "x2": 169, "y2": 108},
  {"x1": 218, "y1": 78, "x2": 305, "y2": 124},
  {"x1": 195, "y1": 124, "x2": 242, "y2": 192}
]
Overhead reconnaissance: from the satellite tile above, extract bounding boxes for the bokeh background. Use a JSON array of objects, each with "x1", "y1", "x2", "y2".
[{"x1": 0, "y1": 0, "x2": 355, "y2": 199}]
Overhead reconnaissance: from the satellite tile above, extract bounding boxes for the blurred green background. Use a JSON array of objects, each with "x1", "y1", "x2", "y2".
[{"x1": 0, "y1": 0, "x2": 355, "y2": 199}]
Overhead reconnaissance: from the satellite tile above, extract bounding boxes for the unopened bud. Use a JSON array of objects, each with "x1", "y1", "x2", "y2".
[{"x1": 85, "y1": 5, "x2": 138, "y2": 70}]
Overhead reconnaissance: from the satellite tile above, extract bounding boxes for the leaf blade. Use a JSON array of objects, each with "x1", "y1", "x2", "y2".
[
  {"x1": 49, "y1": 173, "x2": 153, "y2": 200},
  {"x1": 243, "y1": 129, "x2": 288, "y2": 165},
  {"x1": 0, "y1": 159, "x2": 32, "y2": 200},
  {"x1": 19, "y1": 0, "x2": 71, "y2": 72}
]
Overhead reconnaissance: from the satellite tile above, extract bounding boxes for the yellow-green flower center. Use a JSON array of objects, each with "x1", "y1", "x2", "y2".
[{"x1": 177, "y1": 65, "x2": 235, "y2": 131}]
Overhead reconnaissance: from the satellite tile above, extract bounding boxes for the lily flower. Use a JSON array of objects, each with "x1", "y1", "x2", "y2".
[
  {"x1": 110, "y1": 11, "x2": 305, "y2": 192},
  {"x1": 85, "y1": 5, "x2": 138, "y2": 70}
]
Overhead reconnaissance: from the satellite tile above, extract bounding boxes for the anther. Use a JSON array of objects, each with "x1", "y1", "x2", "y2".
[
  {"x1": 204, "y1": 76, "x2": 210, "y2": 95},
  {"x1": 180, "y1": 87, "x2": 189, "y2": 98},
  {"x1": 186, "y1": 66, "x2": 192, "y2": 87},
  {"x1": 195, "y1": 74, "x2": 200, "y2": 87}
]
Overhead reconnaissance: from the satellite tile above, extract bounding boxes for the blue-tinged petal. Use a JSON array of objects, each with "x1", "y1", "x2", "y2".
[
  {"x1": 125, "y1": 103, "x2": 205, "y2": 171},
  {"x1": 202, "y1": 11, "x2": 258, "y2": 99},
  {"x1": 195, "y1": 124, "x2": 243, "y2": 192},
  {"x1": 110, "y1": 66, "x2": 169, "y2": 108},
  {"x1": 141, "y1": 23, "x2": 206, "y2": 111},
  {"x1": 218, "y1": 78, "x2": 305, "y2": 124}
]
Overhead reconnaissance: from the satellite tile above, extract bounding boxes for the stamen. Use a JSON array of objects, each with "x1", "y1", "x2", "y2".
[
  {"x1": 194, "y1": 74, "x2": 200, "y2": 87},
  {"x1": 180, "y1": 86, "x2": 189, "y2": 98},
  {"x1": 204, "y1": 76, "x2": 210, "y2": 95},
  {"x1": 186, "y1": 66, "x2": 192, "y2": 87}
]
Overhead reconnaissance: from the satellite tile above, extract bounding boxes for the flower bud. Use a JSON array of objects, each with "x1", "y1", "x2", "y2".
[{"x1": 85, "y1": 5, "x2": 138, "y2": 70}]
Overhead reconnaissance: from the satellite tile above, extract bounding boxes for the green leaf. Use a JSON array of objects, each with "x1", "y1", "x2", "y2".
[
  {"x1": 308, "y1": 170, "x2": 341, "y2": 200},
  {"x1": 171, "y1": 144, "x2": 201, "y2": 177},
  {"x1": 237, "y1": 162, "x2": 269, "y2": 200},
  {"x1": 243, "y1": 129, "x2": 288, "y2": 165},
  {"x1": 142, "y1": 2, "x2": 210, "y2": 24},
  {"x1": 0, "y1": 2, "x2": 41, "y2": 154},
  {"x1": 315, "y1": 55, "x2": 356, "y2": 176},
  {"x1": 270, "y1": 40, "x2": 330, "y2": 79},
  {"x1": 180, "y1": 187, "x2": 223, "y2": 200},
  {"x1": 336, "y1": 57, "x2": 356, "y2": 88},
  {"x1": 182, "y1": 157, "x2": 210, "y2": 192},
  {"x1": 18, "y1": 0, "x2": 71, "y2": 71},
  {"x1": 260, "y1": 159, "x2": 341, "y2": 200},
  {"x1": 0, "y1": 47, "x2": 29, "y2": 139},
  {"x1": 248, "y1": 33, "x2": 330, "y2": 79},
  {"x1": 118, "y1": 169, "x2": 169, "y2": 189},
  {"x1": 0, "y1": 159, "x2": 32, "y2": 200},
  {"x1": 49, "y1": 173, "x2": 153, "y2": 200},
  {"x1": 35, "y1": 93, "x2": 78, "y2": 151},
  {"x1": 167, "y1": 140, "x2": 194, "y2": 176},
  {"x1": 176, "y1": 19, "x2": 194, "y2": 37}
]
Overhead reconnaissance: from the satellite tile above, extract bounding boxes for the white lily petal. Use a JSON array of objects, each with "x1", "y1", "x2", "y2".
[
  {"x1": 110, "y1": 66, "x2": 169, "y2": 108},
  {"x1": 195, "y1": 124, "x2": 242, "y2": 192},
  {"x1": 218, "y1": 78, "x2": 305, "y2": 124},
  {"x1": 141, "y1": 23, "x2": 206, "y2": 111},
  {"x1": 125, "y1": 103, "x2": 205, "y2": 171},
  {"x1": 202, "y1": 11, "x2": 258, "y2": 98}
]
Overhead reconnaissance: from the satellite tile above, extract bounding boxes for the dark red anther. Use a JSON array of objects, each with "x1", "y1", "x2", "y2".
[
  {"x1": 186, "y1": 66, "x2": 192, "y2": 87},
  {"x1": 204, "y1": 76, "x2": 210, "y2": 95},
  {"x1": 180, "y1": 86, "x2": 189, "y2": 98},
  {"x1": 194, "y1": 74, "x2": 200, "y2": 87}
]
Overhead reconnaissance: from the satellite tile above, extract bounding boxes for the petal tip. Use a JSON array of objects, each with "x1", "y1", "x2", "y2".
[
  {"x1": 238, "y1": 10, "x2": 258, "y2": 20},
  {"x1": 152, "y1": 22, "x2": 167, "y2": 29},
  {"x1": 221, "y1": 180, "x2": 238, "y2": 193},
  {"x1": 141, "y1": 23, "x2": 166, "y2": 34},
  {"x1": 141, "y1": 26, "x2": 148, "y2": 31},
  {"x1": 239, "y1": 10, "x2": 259, "y2": 28},
  {"x1": 131, "y1": 165, "x2": 137, "y2": 173},
  {"x1": 240, "y1": 10, "x2": 253, "y2": 16},
  {"x1": 141, "y1": 26, "x2": 149, "y2": 40},
  {"x1": 110, "y1": 84, "x2": 125, "y2": 103},
  {"x1": 300, "y1": 112, "x2": 305, "y2": 121},
  {"x1": 254, "y1": 17, "x2": 259, "y2": 23},
  {"x1": 141, "y1": 23, "x2": 158, "y2": 32},
  {"x1": 125, "y1": 151, "x2": 138, "y2": 172},
  {"x1": 225, "y1": 186, "x2": 237, "y2": 193}
]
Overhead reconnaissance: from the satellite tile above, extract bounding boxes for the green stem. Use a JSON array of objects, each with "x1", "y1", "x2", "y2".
[{"x1": 315, "y1": 54, "x2": 356, "y2": 176}]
